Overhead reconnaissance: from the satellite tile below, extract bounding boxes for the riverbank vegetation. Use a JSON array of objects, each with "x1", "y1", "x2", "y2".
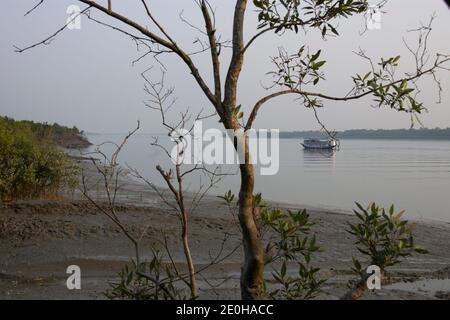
[
  {"x1": 0, "y1": 116, "x2": 79, "y2": 201},
  {"x1": 0, "y1": 116, "x2": 91, "y2": 148}
]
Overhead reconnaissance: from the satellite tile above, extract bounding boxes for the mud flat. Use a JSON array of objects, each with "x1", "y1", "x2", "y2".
[{"x1": 1, "y1": 162, "x2": 449, "y2": 300}]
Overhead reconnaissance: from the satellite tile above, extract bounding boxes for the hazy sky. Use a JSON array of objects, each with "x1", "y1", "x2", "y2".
[{"x1": 0, "y1": 0, "x2": 449, "y2": 133}]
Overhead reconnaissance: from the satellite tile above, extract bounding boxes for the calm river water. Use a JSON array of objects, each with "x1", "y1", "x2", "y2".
[{"x1": 85, "y1": 134, "x2": 450, "y2": 222}]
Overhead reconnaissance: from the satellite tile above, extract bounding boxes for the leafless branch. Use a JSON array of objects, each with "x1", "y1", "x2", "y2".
[
  {"x1": 24, "y1": 0, "x2": 44, "y2": 17},
  {"x1": 15, "y1": 6, "x2": 91, "y2": 52}
]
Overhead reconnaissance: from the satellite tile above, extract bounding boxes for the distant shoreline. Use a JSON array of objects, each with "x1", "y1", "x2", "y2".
[
  {"x1": 85, "y1": 128, "x2": 450, "y2": 141},
  {"x1": 281, "y1": 136, "x2": 450, "y2": 141},
  {"x1": 0, "y1": 116, "x2": 92, "y2": 149},
  {"x1": 280, "y1": 128, "x2": 450, "y2": 140},
  {"x1": 56, "y1": 133, "x2": 91, "y2": 149}
]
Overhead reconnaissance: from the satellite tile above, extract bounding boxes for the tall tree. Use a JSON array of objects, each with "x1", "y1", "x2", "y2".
[{"x1": 16, "y1": 0, "x2": 448, "y2": 299}]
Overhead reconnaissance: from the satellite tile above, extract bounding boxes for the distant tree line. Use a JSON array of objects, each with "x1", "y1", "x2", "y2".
[
  {"x1": 0, "y1": 116, "x2": 90, "y2": 148},
  {"x1": 0, "y1": 116, "x2": 79, "y2": 201},
  {"x1": 280, "y1": 128, "x2": 450, "y2": 140}
]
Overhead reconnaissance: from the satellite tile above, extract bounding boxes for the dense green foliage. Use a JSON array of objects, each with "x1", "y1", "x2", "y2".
[
  {"x1": 0, "y1": 117, "x2": 79, "y2": 201},
  {"x1": 280, "y1": 128, "x2": 450, "y2": 140},
  {"x1": 0, "y1": 116, "x2": 90, "y2": 148}
]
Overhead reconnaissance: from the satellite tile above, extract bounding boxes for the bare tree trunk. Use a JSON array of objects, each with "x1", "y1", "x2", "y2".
[
  {"x1": 224, "y1": 2, "x2": 264, "y2": 297},
  {"x1": 238, "y1": 162, "x2": 264, "y2": 299},
  {"x1": 225, "y1": 112, "x2": 265, "y2": 299},
  {"x1": 156, "y1": 158, "x2": 198, "y2": 299},
  {"x1": 176, "y1": 164, "x2": 198, "y2": 299},
  {"x1": 181, "y1": 216, "x2": 198, "y2": 299}
]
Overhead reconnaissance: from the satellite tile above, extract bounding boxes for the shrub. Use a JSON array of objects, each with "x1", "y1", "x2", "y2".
[
  {"x1": 0, "y1": 117, "x2": 78, "y2": 201},
  {"x1": 345, "y1": 202, "x2": 427, "y2": 299},
  {"x1": 105, "y1": 250, "x2": 188, "y2": 300},
  {"x1": 348, "y1": 202, "x2": 427, "y2": 273},
  {"x1": 258, "y1": 198, "x2": 325, "y2": 299},
  {"x1": 219, "y1": 191, "x2": 325, "y2": 300}
]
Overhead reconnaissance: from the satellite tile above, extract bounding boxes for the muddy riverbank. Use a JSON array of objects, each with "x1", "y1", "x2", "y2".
[{"x1": 1, "y1": 162, "x2": 450, "y2": 299}]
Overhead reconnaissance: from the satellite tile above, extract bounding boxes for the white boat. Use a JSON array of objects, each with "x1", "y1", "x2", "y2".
[{"x1": 301, "y1": 138, "x2": 338, "y2": 150}]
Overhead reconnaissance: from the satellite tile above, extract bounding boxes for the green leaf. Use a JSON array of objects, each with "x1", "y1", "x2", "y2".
[
  {"x1": 311, "y1": 50, "x2": 321, "y2": 62},
  {"x1": 329, "y1": 24, "x2": 339, "y2": 36},
  {"x1": 352, "y1": 258, "x2": 362, "y2": 271},
  {"x1": 314, "y1": 61, "x2": 326, "y2": 69},
  {"x1": 281, "y1": 261, "x2": 287, "y2": 278}
]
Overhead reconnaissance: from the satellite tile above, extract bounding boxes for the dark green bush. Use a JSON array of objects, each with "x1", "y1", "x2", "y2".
[{"x1": 0, "y1": 117, "x2": 78, "y2": 201}]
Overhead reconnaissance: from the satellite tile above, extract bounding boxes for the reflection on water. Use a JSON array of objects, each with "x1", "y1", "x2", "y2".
[
  {"x1": 85, "y1": 134, "x2": 450, "y2": 222},
  {"x1": 303, "y1": 149, "x2": 337, "y2": 167}
]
